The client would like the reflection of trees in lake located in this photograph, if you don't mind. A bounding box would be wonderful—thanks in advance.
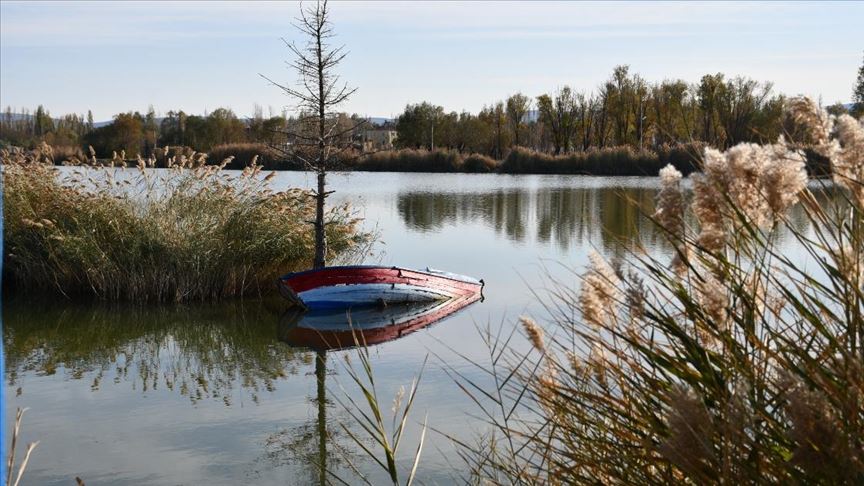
[260,351,361,486]
[397,190,530,242]
[397,186,665,251]
[397,184,841,253]
[3,300,309,404]
[535,188,591,250]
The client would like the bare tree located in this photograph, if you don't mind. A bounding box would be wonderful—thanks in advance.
[261,0,360,269]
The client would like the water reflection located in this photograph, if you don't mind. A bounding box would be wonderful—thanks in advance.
[275,295,479,484]
[3,300,305,404]
[4,174,845,485]
[397,186,661,252]
[278,295,481,351]
[397,183,839,253]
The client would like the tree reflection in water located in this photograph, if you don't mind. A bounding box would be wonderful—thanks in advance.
[396,182,839,255]
[3,300,309,404]
[273,296,480,484]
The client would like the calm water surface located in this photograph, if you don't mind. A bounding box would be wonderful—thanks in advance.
[3,171,818,485]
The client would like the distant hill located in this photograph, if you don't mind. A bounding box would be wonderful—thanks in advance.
[367,117,395,126]
[2,112,112,128]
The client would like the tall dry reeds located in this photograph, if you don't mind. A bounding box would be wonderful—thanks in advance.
[498,143,703,176]
[444,99,863,484]
[207,143,282,170]
[353,148,465,173]
[349,144,701,176]
[331,101,863,484]
[2,144,371,302]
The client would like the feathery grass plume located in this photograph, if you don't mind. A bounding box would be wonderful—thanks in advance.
[655,164,688,271]
[694,141,808,255]
[830,114,864,209]
[692,148,729,252]
[724,143,773,227]
[694,271,728,346]
[579,251,622,330]
[520,316,546,354]
[655,164,685,238]
[785,96,835,156]
[762,144,808,217]
[783,363,864,483]
[657,387,716,482]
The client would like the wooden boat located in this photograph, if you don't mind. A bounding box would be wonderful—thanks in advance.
[278,265,483,310]
[279,293,481,351]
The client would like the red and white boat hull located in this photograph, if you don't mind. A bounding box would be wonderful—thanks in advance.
[278,266,483,310]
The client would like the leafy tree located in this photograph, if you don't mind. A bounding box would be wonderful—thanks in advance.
[396,102,445,149]
[33,105,54,137]
[143,106,159,157]
[608,65,633,145]
[698,73,725,146]
[853,52,864,118]
[652,80,692,145]
[537,87,578,155]
[717,76,777,146]
[85,112,144,157]
[506,93,531,146]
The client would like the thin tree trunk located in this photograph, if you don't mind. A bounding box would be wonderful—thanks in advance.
[314,11,327,270]
[314,168,327,269]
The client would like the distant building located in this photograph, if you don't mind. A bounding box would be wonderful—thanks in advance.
[362,128,397,150]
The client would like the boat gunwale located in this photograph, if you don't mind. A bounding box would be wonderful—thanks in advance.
[279,265,482,286]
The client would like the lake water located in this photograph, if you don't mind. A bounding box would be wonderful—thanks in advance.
[2,171,820,485]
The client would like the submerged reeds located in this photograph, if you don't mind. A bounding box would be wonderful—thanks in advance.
[2,144,371,302]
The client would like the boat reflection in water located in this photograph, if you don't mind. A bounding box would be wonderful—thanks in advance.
[279,293,481,351]
[276,294,480,484]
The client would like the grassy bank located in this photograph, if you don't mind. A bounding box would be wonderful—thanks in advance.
[348,144,703,175]
[2,144,371,302]
[45,140,837,177]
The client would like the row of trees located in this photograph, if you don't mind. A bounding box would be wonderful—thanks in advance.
[1,105,95,148]
[2,57,862,160]
[395,64,861,157]
[0,104,293,157]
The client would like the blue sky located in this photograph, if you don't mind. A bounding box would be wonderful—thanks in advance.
[1,1,861,121]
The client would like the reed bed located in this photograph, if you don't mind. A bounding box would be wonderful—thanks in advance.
[445,99,864,484]
[2,144,371,302]
[499,144,703,176]
[353,148,465,173]
[348,144,702,176]
[461,153,499,173]
[334,100,864,483]
[207,143,281,170]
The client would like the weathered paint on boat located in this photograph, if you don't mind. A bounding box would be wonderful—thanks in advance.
[278,293,481,351]
[278,265,483,309]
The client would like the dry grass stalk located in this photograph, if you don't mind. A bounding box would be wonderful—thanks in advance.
[5,408,39,486]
